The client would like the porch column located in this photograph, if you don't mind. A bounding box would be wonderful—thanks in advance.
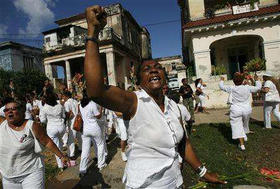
[65,59,72,89]
[44,63,53,80]
[193,49,212,80]
[263,40,280,74]
[106,51,117,86]
[122,56,129,89]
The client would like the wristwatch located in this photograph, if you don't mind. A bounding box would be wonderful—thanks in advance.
[85,36,99,44]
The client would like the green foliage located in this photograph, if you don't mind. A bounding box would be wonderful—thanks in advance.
[182,122,280,188]
[0,68,48,98]
[211,65,227,75]
[243,58,266,73]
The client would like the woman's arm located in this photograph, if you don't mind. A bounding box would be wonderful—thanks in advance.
[84,6,137,118]
[32,122,69,165]
[184,139,226,184]
[219,79,232,93]
[249,81,262,93]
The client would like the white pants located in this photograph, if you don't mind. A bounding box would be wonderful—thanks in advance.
[79,124,106,173]
[98,119,108,157]
[198,95,206,107]
[230,110,251,139]
[264,101,280,128]
[47,125,65,168]
[115,118,127,141]
[2,167,45,189]
[67,119,82,157]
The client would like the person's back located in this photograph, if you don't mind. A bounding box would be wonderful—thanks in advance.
[231,85,252,110]
[40,103,65,126]
[80,101,100,128]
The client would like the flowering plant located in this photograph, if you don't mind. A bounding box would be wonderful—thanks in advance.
[243,58,266,73]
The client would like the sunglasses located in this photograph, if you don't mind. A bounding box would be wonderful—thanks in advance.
[3,106,19,113]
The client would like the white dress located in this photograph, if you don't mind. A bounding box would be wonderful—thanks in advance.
[197,83,206,107]
[79,101,106,171]
[263,80,280,128]
[113,112,128,141]
[219,81,261,139]
[39,103,65,168]
[123,90,184,188]
[64,98,82,157]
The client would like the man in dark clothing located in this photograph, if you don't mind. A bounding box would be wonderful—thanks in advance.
[179,78,194,121]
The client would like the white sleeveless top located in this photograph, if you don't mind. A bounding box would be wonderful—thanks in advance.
[123,90,184,188]
[0,120,44,178]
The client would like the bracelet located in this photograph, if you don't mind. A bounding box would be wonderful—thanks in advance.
[85,36,99,44]
[196,165,207,178]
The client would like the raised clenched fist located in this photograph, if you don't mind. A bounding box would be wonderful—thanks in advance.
[85,5,107,37]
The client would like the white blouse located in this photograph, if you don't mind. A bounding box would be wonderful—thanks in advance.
[123,90,184,188]
[39,104,65,127]
[79,101,100,128]
[219,81,261,111]
[264,80,280,102]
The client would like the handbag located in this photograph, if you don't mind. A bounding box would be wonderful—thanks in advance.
[73,105,83,132]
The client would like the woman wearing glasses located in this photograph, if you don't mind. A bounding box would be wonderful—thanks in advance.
[84,6,225,188]
[0,98,69,189]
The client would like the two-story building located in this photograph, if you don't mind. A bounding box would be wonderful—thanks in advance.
[178,0,280,80]
[0,41,44,72]
[42,3,152,89]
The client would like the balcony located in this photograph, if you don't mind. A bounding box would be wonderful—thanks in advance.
[43,27,122,53]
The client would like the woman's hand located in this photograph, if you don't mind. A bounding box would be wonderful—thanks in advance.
[203,172,227,184]
[60,155,70,167]
[85,5,107,38]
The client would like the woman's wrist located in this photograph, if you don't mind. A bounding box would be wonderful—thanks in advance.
[196,165,207,178]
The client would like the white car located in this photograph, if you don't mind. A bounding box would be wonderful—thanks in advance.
[168,78,179,90]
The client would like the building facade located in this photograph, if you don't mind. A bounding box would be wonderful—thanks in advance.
[42,3,152,89]
[0,41,44,72]
[155,55,186,90]
[178,0,280,80]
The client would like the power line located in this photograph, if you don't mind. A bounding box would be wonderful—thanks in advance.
[0,19,181,37]
[143,19,180,27]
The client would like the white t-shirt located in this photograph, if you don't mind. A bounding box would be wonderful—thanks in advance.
[25,103,33,120]
[39,103,65,127]
[33,99,43,110]
[264,80,280,102]
[79,101,100,128]
[64,98,78,117]
[219,81,262,112]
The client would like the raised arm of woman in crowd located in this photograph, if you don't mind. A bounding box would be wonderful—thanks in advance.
[84,6,137,118]
[219,77,232,93]
[32,122,70,165]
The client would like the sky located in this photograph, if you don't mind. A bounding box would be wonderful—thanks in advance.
[0,0,182,59]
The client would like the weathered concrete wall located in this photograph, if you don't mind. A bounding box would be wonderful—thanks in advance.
[0,49,12,70]
[188,0,205,20]
[259,0,278,7]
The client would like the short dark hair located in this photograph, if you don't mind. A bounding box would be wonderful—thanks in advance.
[169,92,180,104]
[63,91,72,98]
[5,98,26,112]
[233,72,245,86]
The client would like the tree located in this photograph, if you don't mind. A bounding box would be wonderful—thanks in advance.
[0,68,48,99]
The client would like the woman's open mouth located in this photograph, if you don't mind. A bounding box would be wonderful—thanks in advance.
[149,76,161,84]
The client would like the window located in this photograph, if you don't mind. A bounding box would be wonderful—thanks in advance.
[23,56,34,71]
[45,37,50,43]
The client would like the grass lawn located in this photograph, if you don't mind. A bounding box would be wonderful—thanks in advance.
[182,122,280,188]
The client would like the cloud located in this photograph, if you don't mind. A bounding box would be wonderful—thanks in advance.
[13,0,55,36]
[0,24,8,34]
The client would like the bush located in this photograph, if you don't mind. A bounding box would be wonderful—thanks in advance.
[211,65,227,75]
[243,58,266,73]
[0,68,48,98]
